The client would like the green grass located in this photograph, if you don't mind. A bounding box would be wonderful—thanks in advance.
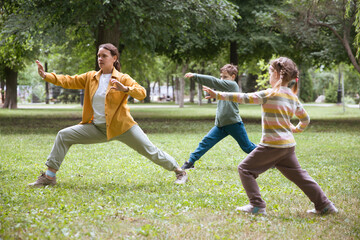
[1,104,359,239]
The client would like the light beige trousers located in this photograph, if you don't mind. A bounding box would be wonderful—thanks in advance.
[46,123,179,171]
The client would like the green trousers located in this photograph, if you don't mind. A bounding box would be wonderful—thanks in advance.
[46,123,179,171]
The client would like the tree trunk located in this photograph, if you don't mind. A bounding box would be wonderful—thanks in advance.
[179,75,185,108]
[0,76,4,104]
[45,61,49,104]
[3,67,18,109]
[245,73,257,93]
[230,41,238,66]
[175,76,179,104]
[178,64,188,108]
[198,83,203,105]
[166,75,170,101]
[198,63,206,105]
[230,40,242,91]
[158,79,161,101]
[95,21,121,70]
[144,78,151,103]
[152,81,156,96]
[238,72,243,93]
[190,78,195,103]
[172,77,175,102]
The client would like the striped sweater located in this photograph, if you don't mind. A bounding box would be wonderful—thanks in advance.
[216,86,310,148]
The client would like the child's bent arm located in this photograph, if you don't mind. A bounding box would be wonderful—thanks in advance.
[203,86,217,99]
[292,107,310,133]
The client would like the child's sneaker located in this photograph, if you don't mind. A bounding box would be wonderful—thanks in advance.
[174,169,188,184]
[235,204,267,215]
[28,171,57,187]
[181,161,194,170]
[307,203,338,215]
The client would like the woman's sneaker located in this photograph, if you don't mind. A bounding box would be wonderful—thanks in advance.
[235,204,267,215]
[307,203,338,215]
[28,171,57,187]
[174,169,188,184]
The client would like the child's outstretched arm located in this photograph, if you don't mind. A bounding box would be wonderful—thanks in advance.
[184,73,195,79]
[186,73,236,91]
[203,86,268,105]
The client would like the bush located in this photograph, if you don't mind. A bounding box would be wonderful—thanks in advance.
[344,96,355,105]
[57,89,81,104]
[325,83,339,103]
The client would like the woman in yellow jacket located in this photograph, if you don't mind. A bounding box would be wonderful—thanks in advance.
[29,43,188,187]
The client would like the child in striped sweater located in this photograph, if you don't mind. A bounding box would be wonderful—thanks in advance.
[203,57,338,215]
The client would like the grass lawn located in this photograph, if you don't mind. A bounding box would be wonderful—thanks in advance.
[0,104,359,239]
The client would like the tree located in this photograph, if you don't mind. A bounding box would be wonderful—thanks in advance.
[155,0,239,107]
[350,0,360,59]
[226,0,305,92]
[2,0,239,107]
[0,1,40,108]
[287,0,359,73]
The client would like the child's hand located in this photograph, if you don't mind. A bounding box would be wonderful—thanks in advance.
[290,124,297,133]
[203,86,216,99]
[184,73,194,78]
[111,78,129,92]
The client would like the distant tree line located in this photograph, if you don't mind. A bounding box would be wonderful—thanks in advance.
[0,0,359,108]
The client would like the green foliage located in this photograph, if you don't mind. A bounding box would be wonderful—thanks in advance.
[309,67,335,97]
[341,64,360,96]
[230,0,287,64]
[0,1,41,70]
[299,65,314,102]
[255,59,271,90]
[325,82,339,103]
[0,106,359,239]
[45,41,95,75]
[309,63,360,103]
[282,0,358,71]
[346,0,360,59]
[154,0,239,61]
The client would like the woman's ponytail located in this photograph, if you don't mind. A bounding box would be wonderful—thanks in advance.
[114,59,121,71]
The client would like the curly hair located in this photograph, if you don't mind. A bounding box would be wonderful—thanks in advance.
[220,64,238,77]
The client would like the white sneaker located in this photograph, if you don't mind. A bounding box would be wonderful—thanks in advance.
[235,204,267,215]
[307,203,338,215]
[174,170,188,184]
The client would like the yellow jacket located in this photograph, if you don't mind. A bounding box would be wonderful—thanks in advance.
[44,68,146,140]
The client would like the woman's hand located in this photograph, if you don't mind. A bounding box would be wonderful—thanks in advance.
[35,60,46,79]
[203,86,217,99]
[110,78,129,92]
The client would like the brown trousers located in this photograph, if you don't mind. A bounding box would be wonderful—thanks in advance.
[238,145,331,210]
